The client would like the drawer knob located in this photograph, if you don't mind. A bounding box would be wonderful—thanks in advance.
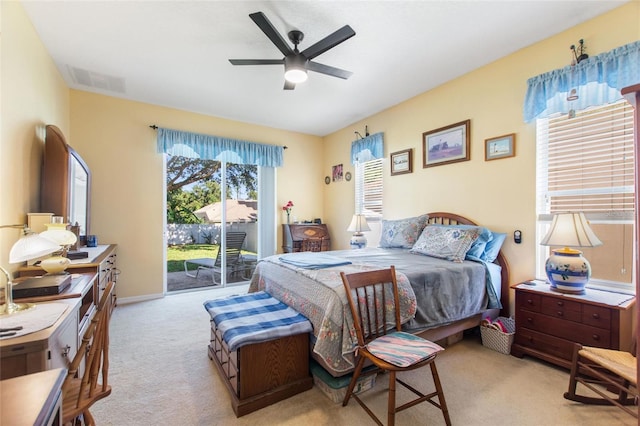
[592,334,600,341]
[556,311,563,317]
[526,317,533,323]
[592,313,600,320]
[62,345,71,358]
[526,299,534,305]
[556,301,564,307]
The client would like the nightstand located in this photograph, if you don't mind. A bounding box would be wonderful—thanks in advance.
[510,280,636,369]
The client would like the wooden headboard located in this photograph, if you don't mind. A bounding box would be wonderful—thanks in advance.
[427,212,510,317]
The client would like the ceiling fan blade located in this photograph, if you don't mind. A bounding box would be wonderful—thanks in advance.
[301,25,356,60]
[307,61,353,79]
[229,59,284,65]
[249,12,293,57]
[284,80,296,90]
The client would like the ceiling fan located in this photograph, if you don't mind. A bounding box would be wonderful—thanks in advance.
[229,12,356,90]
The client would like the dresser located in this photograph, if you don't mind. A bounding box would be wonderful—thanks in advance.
[1,368,65,426]
[282,224,331,253]
[510,281,636,369]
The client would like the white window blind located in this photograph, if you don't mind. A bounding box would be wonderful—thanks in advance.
[536,99,636,291]
[355,159,383,219]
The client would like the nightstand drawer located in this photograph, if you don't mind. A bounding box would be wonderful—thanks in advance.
[582,304,611,329]
[517,311,611,347]
[516,292,542,312]
[540,297,582,322]
[515,328,574,360]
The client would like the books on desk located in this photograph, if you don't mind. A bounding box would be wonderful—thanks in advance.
[12,274,72,298]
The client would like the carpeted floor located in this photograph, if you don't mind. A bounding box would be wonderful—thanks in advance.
[91,285,636,425]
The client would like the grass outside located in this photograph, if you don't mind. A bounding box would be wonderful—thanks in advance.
[167,244,255,273]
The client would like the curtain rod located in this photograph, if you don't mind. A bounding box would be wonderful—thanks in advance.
[149,124,287,149]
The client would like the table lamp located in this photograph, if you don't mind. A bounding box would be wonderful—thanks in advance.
[540,212,603,294]
[1,225,60,314]
[39,220,78,275]
[347,214,371,249]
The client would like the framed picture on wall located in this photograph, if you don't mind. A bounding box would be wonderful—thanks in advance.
[390,149,412,175]
[332,164,343,182]
[422,120,470,168]
[485,133,515,161]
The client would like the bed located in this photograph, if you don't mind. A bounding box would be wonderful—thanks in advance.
[248,212,510,377]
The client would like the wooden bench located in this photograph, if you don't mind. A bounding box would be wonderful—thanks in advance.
[204,292,313,417]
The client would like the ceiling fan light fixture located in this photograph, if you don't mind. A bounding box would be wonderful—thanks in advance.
[284,67,308,83]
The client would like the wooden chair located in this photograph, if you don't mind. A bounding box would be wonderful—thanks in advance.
[340,266,451,426]
[184,232,247,284]
[300,237,323,252]
[62,281,114,425]
[564,343,638,418]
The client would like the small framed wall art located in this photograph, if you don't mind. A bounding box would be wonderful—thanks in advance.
[422,120,470,168]
[485,133,515,161]
[390,148,412,175]
[332,164,343,182]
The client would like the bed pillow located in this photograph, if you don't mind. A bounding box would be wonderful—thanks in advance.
[410,225,480,263]
[430,224,493,261]
[481,232,507,263]
[379,214,429,249]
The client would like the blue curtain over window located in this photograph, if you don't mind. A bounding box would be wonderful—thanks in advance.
[351,132,384,164]
[156,127,284,167]
[523,40,640,122]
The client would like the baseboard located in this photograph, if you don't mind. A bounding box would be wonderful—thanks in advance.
[117,293,164,305]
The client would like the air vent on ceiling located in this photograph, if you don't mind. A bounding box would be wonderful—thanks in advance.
[66,65,126,94]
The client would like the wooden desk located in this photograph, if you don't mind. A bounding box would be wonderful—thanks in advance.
[1,273,95,380]
[1,368,65,426]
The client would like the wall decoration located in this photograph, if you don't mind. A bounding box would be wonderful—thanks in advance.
[332,164,344,182]
[345,171,352,181]
[485,133,515,161]
[422,120,470,168]
[325,176,331,185]
[390,148,413,175]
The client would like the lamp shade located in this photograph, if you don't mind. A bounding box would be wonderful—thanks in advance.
[347,214,371,233]
[9,232,60,263]
[540,212,602,294]
[40,228,78,246]
[540,212,602,248]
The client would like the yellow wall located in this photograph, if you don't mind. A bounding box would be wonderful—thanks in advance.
[3,2,639,305]
[322,3,640,299]
[69,92,322,300]
[1,2,70,272]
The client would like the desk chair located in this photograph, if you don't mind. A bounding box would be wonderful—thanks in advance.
[340,266,451,426]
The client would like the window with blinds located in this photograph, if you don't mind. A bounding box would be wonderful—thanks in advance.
[355,159,383,219]
[536,99,636,291]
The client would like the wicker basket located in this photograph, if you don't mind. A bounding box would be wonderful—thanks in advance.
[480,317,516,355]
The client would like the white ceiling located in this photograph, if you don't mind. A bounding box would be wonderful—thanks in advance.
[21,1,627,136]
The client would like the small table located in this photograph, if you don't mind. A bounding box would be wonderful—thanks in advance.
[1,368,65,425]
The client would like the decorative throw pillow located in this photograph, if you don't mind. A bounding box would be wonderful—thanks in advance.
[378,214,429,249]
[410,225,481,263]
[430,224,493,262]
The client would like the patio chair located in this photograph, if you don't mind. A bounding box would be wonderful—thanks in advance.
[184,232,247,285]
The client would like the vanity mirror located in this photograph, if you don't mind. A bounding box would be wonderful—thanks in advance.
[40,125,91,246]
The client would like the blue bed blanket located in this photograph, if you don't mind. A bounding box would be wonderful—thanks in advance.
[203,291,312,351]
[278,252,352,269]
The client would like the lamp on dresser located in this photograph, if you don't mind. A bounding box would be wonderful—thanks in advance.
[540,212,602,294]
[347,214,370,249]
[39,218,78,275]
[0,225,60,314]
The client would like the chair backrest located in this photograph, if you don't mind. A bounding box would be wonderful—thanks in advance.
[214,232,246,267]
[63,280,114,409]
[340,266,402,347]
[301,238,323,252]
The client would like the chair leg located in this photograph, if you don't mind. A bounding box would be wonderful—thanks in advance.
[565,343,581,400]
[430,361,452,426]
[388,370,396,426]
[343,357,366,406]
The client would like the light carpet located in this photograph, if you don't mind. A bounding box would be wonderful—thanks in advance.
[92,285,635,425]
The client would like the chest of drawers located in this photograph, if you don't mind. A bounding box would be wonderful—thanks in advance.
[510,281,636,369]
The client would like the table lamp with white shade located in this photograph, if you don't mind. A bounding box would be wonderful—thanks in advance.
[540,212,603,294]
[1,225,60,315]
[39,220,78,275]
[347,214,371,249]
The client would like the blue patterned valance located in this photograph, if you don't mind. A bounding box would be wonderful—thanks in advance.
[523,40,640,122]
[156,127,284,167]
[350,132,384,164]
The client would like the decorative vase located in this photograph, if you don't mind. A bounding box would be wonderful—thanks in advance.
[545,248,590,294]
[286,212,290,224]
